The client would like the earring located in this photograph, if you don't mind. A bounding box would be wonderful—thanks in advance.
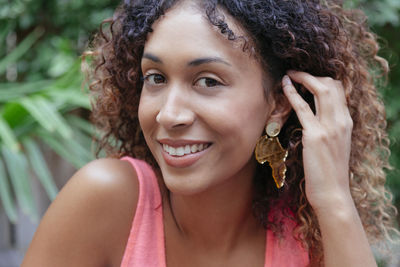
[255,122,288,188]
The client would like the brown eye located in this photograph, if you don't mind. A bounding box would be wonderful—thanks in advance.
[144,74,166,85]
[195,77,222,87]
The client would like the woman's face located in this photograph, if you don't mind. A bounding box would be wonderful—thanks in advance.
[139,3,275,195]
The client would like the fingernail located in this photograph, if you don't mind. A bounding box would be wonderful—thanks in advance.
[282,75,292,87]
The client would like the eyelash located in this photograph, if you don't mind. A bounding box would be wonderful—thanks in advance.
[142,73,166,85]
[142,73,224,88]
[195,77,223,88]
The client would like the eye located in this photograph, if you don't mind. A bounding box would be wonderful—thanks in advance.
[143,73,166,85]
[195,77,223,88]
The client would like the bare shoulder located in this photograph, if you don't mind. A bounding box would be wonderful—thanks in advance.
[74,157,139,195]
[22,158,139,267]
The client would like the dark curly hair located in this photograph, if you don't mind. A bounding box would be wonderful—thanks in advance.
[83,0,399,264]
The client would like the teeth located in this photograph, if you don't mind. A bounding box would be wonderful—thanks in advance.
[184,145,191,154]
[191,144,198,153]
[176,147,184,156]
[162,143,209,156]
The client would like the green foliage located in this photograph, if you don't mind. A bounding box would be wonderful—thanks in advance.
[346,0,400,26]
[0,61,96,223]
[0,0,119,223]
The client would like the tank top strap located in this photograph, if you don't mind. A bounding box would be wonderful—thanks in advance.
[120,157,166,267]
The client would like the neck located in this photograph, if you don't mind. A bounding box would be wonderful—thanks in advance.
[164,161,264,253]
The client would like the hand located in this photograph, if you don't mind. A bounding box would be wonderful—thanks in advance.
[282,71,354,212]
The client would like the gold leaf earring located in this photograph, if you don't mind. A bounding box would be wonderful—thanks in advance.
[255,122,288,188]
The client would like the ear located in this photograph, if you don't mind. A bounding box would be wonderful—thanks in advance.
[266,88,292,126]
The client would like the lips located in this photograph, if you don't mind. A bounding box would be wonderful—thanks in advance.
[158,139,212,168]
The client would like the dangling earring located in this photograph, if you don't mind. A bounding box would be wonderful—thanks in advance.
[255,122,288,188]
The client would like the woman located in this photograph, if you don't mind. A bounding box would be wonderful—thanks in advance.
[22,0,398,266]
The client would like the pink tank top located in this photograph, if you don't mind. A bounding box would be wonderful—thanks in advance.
[120,157,309,267]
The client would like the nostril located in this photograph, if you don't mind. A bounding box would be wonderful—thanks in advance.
[155,93,196,130]
[172,123,188,128]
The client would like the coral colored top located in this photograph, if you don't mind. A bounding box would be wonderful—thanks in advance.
[120,157,309,267]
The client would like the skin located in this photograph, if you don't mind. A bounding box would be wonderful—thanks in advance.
[22,158,138,266]
[22,2,377,267]
[282,73,377,266]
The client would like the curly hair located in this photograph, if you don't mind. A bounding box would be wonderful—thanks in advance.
[83,0,399,264]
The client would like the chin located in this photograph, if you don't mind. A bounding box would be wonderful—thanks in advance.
[162,175,210,196]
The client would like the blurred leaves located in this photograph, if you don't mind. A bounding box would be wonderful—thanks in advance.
[347,0,400,26]
[0,0,118,223]
[0,61,94,223]
[0,27,44,75]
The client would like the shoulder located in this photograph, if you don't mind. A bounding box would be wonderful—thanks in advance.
[75,157,139,195]
[22,158,139,267]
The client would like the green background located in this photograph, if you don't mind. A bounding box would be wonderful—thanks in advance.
[0,0,399,229]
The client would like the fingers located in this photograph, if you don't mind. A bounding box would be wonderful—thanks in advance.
[284,71,350,127]
[282,75,318,129]
[282,72,354,213]
[286,71,322,96]
[287,71,332,120]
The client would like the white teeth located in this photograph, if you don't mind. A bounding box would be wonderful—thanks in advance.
[162,143,210,156]
[184,145,191,154]
[191,144,198,153]
[176,147,184,156]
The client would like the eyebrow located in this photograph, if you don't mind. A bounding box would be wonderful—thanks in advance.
[142,53,162,63]
[142,53,231,67]
[188,57,231,67]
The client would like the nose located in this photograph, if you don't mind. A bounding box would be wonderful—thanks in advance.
[156,88,195,130]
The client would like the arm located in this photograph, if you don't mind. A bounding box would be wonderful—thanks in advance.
[282,71,377,267]
[22,158,139,267]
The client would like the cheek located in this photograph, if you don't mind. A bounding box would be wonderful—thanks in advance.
[236,103,269,147]
[207,95,269,148]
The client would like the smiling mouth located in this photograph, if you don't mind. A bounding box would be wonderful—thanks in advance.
[162,143,211,157]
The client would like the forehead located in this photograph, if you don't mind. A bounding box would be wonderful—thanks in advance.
[142,2,259,71]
